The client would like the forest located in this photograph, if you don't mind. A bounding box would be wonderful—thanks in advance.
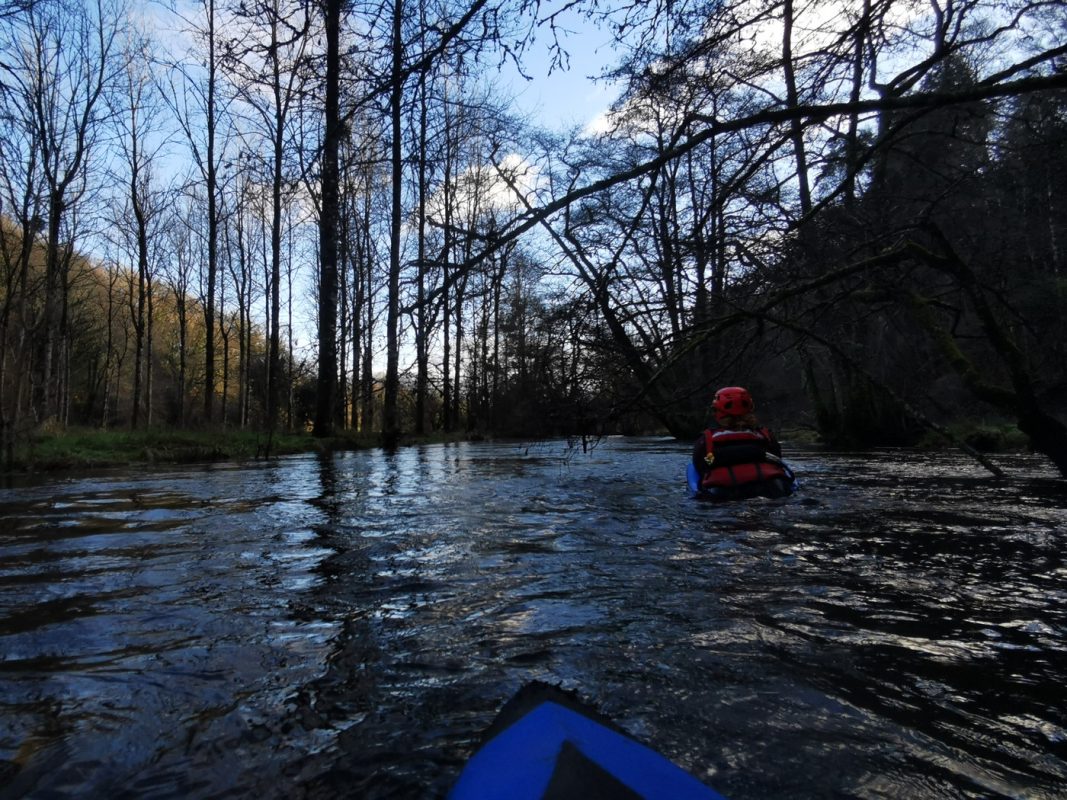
[0,0,1065,475]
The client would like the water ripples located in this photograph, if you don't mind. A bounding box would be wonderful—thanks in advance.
[0,441,1064,798]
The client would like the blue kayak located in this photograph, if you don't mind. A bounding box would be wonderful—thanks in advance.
[449,682,725,799]
[686,461,799,502]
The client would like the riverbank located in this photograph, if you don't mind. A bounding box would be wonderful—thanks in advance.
[7,426,643,475]
[5,427,475,474]
[5,419,1030,475]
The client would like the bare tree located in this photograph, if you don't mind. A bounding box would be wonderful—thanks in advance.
[110,27,172,429]
[160,0,230,424]
[313,0,340,436]
[6,0,123,425]
[163,196,201,426]
[224,0,311,440]
[0,13,45,461]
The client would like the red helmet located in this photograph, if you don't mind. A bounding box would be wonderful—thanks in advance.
[713,386,754,419]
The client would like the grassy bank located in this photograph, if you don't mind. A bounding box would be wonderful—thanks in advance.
[8,427,383,473]
[916,420,1030,452]
[9,419,1030,475]
[773,420,1029,452]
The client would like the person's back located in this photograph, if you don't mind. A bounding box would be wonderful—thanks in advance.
[693,387,789,499]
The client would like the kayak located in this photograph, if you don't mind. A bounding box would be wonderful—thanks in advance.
[686,461,799,502]
[449,681,725,800]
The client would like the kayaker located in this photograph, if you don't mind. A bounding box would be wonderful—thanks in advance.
[692,386,791,499]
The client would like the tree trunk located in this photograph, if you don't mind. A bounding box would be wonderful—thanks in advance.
[267,26,283,441]
[382,0,403,447]
[313,0,340,437]
[414,67,429,435]
[146,274,154,426]
[783,0,812,216]
[204,0,219,424]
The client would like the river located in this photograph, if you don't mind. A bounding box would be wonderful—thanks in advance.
[0,438,1064,798]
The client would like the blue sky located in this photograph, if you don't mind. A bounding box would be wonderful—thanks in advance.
[500,10,621,133]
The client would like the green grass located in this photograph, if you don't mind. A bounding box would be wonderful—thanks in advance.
[10,427,379,472]
[916,420,1028,452]
[7,426,495,473]
[776,426,824,445]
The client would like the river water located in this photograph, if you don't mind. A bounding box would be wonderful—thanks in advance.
[0,438,1064,799]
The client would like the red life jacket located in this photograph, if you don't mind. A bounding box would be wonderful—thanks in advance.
[700,427,786,489]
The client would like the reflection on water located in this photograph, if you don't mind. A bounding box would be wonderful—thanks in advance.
[0,440,1064,798]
